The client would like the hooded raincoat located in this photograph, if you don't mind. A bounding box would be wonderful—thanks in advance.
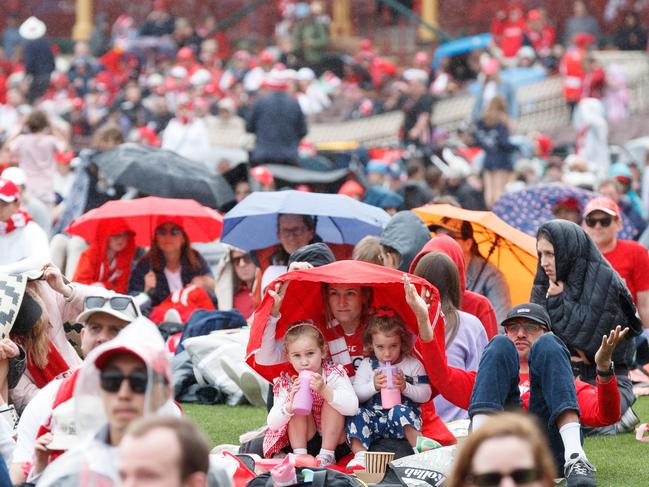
[380,211,431,272]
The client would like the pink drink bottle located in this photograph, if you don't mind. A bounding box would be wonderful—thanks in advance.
[292,370,314,415]
[380,362,402,409]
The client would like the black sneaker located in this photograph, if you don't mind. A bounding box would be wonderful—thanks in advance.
[564,453,596,487]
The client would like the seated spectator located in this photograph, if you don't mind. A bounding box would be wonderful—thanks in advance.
[118,416,222,487]
[412,252,488,421]
[9,293,139,485]
[444,413,556,487]
[0,179,50,275]
[412,293,626,486]
[614,11,647,51]
[532,220,641,436]
[128,221,215,321]
[73,228,137,294]
[352,235,383,265]
[34,318,174,485]
[214,246,258,320]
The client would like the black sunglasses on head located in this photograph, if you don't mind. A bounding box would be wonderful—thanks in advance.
[465,468,542,486]
[84,296,135,312]
[99,369,148,394]
[584,215,614,228]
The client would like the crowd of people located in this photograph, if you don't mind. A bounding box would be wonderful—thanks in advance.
[0,1,648,486]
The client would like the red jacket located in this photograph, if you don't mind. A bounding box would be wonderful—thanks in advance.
[409,236,499,339]
[418,333,621,427]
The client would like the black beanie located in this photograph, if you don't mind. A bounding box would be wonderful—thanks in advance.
[12,291,43,337]
[288,242,336,268]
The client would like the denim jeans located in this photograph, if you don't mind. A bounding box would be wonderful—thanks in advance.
[469,334,580,469]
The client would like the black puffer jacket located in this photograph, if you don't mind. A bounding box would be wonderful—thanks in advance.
[530,220,641,366]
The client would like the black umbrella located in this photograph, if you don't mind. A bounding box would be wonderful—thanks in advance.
[92,143,235,209]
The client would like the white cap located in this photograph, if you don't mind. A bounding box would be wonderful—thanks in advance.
[297,67,316,82]
[1,167,27,187]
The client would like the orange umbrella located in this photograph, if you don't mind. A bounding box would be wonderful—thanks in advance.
[412,204,538,306]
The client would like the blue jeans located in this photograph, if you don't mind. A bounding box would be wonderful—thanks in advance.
[469,334,580,469]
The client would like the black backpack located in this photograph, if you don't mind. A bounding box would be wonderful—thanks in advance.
[246,467,363,487]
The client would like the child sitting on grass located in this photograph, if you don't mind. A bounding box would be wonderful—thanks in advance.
[263,321,358,466]
[346,308,432,469]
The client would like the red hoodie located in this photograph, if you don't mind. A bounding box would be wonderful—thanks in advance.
[409,236,498,339]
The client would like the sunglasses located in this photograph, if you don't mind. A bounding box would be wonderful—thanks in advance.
[504,322,543,334]
[84,296,135,312]
[465,468,542,486]
[232,255,252,266]
[584,215,613,228]
[156,227,182,237]
[99,369,148,394]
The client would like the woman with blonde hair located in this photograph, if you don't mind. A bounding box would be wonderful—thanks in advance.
[445,412,556,487]
[474,95,516,208]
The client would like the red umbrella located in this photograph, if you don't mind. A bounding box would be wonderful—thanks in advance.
[66,197,223,246]
[246,260,443,382]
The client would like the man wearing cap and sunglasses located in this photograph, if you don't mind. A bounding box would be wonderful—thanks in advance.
[410,294,628,487]
[582,196,649,332]
[34,317,176,486]
[9,294,141,484]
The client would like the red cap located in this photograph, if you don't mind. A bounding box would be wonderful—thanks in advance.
[338,180,365,198]
[584,196,620,218]
[95,344,171,382]
[527,9,542,21]
[574,32,595,48]
[55,151,75,165]
[250,166,274,187]
[536,134,553,158]
[553,196,580,213]
[0,178,20,203]
[176,46,195,62]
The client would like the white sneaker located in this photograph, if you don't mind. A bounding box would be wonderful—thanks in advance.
[316,451,336,467]
[346,451,366,470]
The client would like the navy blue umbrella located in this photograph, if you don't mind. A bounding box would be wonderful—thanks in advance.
[222,191,391,251]
[493,184,637,240]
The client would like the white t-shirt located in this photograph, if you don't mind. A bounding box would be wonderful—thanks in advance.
[0,221,51,274]
[164,268,183,293]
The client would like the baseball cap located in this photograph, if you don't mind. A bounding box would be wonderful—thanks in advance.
[93,317,171,382]
[1,167,27,187]
[583,196,620,219]
[501,303,551,330]
[76,295,140,325]
[0,178,20,203]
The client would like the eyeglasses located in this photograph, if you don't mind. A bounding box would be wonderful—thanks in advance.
[232,254,252,266]
[278,226,308,238]
[465,468,542,486]
[584,215,614,228]
[156,227,182,237]
[504,322,543,334]
[99,369,148,394]
[84,296,135,313]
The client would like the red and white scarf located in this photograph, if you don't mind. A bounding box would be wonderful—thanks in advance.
[0,210,32,235]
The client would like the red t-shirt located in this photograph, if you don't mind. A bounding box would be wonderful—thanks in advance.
[603,240,649,304]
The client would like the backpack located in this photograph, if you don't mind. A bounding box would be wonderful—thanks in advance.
[246,467,363,487]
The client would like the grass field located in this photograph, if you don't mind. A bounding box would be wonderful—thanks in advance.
[185,397,649,486]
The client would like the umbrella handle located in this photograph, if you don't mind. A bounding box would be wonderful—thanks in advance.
[469,235,499,292]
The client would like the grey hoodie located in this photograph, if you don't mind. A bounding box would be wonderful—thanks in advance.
[380,211,430,272]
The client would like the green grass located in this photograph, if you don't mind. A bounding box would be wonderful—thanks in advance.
[185,397,649,486]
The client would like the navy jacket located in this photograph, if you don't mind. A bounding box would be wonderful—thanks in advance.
[246,91,307,164]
